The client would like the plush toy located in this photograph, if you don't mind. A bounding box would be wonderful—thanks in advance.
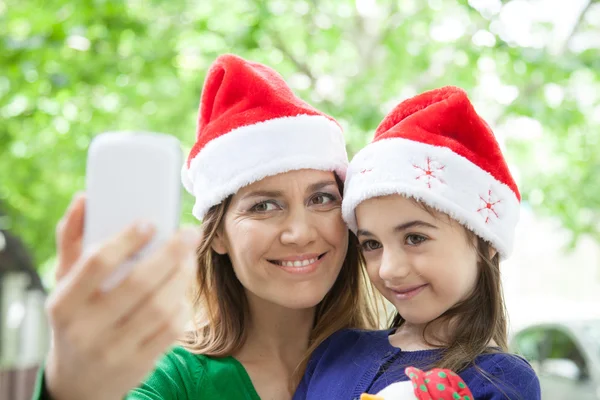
[361,367,474,400]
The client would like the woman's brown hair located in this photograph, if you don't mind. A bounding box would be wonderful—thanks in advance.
[182,174,380,386]
[389,224,508,372]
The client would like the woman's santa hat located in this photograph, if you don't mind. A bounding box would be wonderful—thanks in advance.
[342,86,520,258]
[182,54,348,221]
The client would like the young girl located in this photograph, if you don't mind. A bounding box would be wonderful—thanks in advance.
[294,86,541,399]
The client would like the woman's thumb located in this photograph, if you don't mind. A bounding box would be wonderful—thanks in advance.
[55,193,86,281]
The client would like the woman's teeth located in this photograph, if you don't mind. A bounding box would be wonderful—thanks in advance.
[277,258,318,267]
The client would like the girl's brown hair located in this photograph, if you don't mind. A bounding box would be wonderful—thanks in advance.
[182,175,380,386]
[389,210,508,373]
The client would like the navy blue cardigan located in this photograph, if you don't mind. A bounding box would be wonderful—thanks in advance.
[294,329,540,399]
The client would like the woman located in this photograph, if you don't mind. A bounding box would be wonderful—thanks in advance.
[35,54,378,400]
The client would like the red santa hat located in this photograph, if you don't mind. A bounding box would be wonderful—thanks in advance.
[342,86,520,258]
[181,54,347,220]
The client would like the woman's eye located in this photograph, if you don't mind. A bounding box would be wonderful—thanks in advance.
[310,193,337,205]
[406,234,427,246]
[250,201,279,212]
[360,240,382,252]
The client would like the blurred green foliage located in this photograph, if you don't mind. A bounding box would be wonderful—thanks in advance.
[1,0,599,280]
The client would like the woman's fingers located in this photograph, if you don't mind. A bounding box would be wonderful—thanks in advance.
[47,221,155,328]
[102,261,192,362]
[84,226,199,329]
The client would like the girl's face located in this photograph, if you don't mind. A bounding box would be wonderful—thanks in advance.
[212,169,348,310]
[355,195,479,326]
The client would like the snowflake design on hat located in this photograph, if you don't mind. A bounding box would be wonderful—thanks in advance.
[412,156,446,189]
[477,189,502,223]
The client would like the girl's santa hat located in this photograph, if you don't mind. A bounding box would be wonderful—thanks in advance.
[342,86,520,258]
[182,54,348,221]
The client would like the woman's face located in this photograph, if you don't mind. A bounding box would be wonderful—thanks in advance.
[212,169,348,310]
[355,195,479,326]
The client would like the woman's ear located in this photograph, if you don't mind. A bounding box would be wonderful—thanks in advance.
[211,228,228,255]
[488,247,498,260]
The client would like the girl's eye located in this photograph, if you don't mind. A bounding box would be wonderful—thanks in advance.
[406,234,427,246]
[360,240,382,252]
[309,193,338,206]
[250,201,280,213]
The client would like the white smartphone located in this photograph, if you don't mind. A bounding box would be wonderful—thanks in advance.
[83,131,183,292]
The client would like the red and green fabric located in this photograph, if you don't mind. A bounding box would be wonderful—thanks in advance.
[406,367,474,400]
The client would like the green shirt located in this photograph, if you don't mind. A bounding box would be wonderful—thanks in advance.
[128,346,261,400]
[32,346,261,400]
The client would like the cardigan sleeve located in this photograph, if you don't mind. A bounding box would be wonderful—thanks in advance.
[474,354,541,400]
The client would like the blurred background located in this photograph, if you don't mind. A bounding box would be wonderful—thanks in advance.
[1,0,599,398]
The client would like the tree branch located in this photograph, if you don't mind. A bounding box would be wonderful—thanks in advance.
[354,1,403,70]
[563,0,597,54]
[270,33,317,83]
[248,0,318,83]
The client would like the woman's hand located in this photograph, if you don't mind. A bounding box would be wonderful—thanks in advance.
[44,194,199,400]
